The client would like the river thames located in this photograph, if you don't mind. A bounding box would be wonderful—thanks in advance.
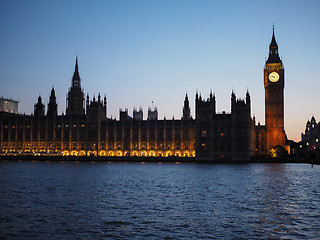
[0,161,319,239]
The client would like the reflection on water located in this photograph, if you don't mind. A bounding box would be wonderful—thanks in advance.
[251,164,291,237]
[249,164,320,238]
[0,162,319,239]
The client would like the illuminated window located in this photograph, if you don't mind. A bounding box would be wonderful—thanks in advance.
[201,130,207,137]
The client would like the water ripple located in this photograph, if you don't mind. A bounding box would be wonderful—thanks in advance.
[1,162,320,239]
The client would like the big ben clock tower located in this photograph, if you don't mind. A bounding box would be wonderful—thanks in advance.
[264,27,285,152]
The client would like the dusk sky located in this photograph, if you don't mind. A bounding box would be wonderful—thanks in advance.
[1,0,319,142]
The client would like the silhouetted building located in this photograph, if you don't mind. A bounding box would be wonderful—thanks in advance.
[66,57,85,116]
[148,106,158,120]
[47,88,58,118]
[301,116,320,150]
[0,97,18,114]
[34,96,45,117]
[133,107,143,120]
[183,94,191,120]
[0,30,289,160]
[195,91,255,161]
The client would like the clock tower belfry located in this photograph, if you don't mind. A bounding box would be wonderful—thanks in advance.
[264,27,285,152]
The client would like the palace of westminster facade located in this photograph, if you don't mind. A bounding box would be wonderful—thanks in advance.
[0,30,287,160]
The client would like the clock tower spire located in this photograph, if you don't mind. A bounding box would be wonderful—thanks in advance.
[266,26,281,64]
[264,27,285,153]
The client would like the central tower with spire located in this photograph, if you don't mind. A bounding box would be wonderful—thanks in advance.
[66,57,85,115]
[264,27,285,152]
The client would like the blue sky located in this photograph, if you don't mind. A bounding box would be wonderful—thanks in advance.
[1,0,319,141]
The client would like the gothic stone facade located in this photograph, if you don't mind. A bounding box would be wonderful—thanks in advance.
[0,90,256,160]
[1,30,287,160]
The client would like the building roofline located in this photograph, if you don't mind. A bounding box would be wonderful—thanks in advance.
[0,97,19,103]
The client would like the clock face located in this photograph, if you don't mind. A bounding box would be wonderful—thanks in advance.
[269,71,279,82]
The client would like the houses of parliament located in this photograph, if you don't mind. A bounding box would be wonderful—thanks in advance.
[0,30,288,160]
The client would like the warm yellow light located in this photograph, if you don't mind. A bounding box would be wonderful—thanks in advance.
[269,148,277,157]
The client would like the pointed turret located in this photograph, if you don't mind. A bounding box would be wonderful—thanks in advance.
[34,95,45,117]
[266,27,282,64]
[231,90,236,111]
[231,90,236,99]
[246,90,251,116]
[246,90,250,103]
[184,93,189,109]
[66,57,85,116]
[47,87,58,117]
[183,93,191,120]
[72,56,81,87]
[270,27,278,50]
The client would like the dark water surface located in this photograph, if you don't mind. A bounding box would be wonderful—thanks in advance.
[0,161,320,239]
